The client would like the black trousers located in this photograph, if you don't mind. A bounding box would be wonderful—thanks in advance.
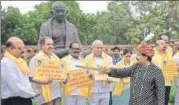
[1,97,32,105]
[165,86,171,105]
[109,91,112,105]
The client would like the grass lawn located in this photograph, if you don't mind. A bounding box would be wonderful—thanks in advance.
[32,84,177,105]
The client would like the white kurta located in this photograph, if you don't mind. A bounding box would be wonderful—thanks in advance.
[85,54,113,105]
[64,55,87,105]
[1,57,36,99]
[29,53,61,105]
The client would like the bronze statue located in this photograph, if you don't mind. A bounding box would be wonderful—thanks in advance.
[39,1,81,58]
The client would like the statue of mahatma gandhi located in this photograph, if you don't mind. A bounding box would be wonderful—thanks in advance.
[38,1,81,58]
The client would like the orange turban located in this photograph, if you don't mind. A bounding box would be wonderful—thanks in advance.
[137,42,154,57]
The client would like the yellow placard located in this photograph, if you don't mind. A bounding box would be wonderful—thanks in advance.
[66,69,92,88]
[163,60,178,77]
[34,60,67,80]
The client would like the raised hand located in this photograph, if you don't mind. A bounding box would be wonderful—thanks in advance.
[99,64,117,74]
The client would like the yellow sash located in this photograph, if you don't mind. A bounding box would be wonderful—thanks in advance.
[61,55,92,98]
[86,53,110,87]
[113,58,135,96]
[33,51,60,103]
[153,48,176,86]
[4,51,29,75]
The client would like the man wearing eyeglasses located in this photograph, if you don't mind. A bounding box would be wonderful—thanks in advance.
[61,42,92,105]
[153,40,177,105]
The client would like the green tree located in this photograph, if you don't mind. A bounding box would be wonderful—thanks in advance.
[1,1,179,45]
[1,6,23,44]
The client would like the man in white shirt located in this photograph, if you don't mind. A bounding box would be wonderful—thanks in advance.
[85,40,113,105]
[29,36,61,105]
[173,46,179,105]
[1,37,38,105]
[61,42,91,105]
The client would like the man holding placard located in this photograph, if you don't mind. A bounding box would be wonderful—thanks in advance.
[160,35,173,56]
[61,42,92,105]
[153,40,178,105]
[1,37,39,105]
[29,36,65,105]
[85,40,113,105]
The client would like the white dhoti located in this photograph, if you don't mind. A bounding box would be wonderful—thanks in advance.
[90,92,109,105]
[64,95,86,105]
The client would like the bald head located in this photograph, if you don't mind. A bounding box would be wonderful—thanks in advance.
[92,40,103,48]
[6,37,25,58]
[51,1,67,22]
[6,37,23,48]
[52,1,67,10]
[91,40,103,56]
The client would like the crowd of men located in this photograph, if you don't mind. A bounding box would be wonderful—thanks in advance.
[1,35,179,105]
[1,1,179,105]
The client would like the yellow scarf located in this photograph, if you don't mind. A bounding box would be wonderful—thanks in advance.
[61,55,92,98]
[4,51,29,75]
[153,46,173,57]
[86,52,109,87]
[113,58,135,96]
[167,46,173,57]
[33,51,60,103]
[153,48,175,86]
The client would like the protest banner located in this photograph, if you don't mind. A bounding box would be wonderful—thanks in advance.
[34,59,67,80]
[65,69,92,89]
[163,60,178,77]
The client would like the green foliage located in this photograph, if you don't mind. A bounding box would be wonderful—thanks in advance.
[1,1,179,45]
[1,6,23,44]
[169,84,177,103]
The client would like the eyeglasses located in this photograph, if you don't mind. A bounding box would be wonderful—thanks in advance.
[71,48,80,50]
